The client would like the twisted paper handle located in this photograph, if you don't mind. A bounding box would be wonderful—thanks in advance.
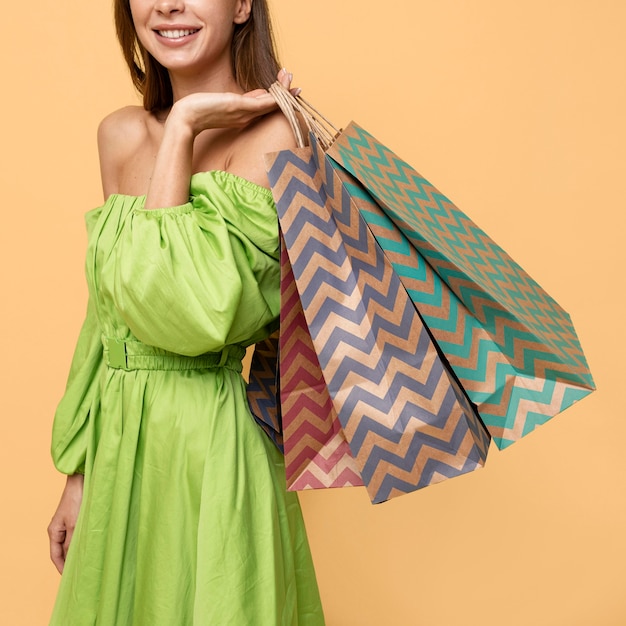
[269,81,340,150]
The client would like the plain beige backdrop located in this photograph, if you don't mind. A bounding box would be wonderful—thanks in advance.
[1,1,624,624]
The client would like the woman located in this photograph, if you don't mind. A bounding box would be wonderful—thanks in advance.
[47,0,325,624]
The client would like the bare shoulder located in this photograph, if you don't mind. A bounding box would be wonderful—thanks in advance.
[251,109,299,153]
[226,110,299,189]
[97,106,149,157]
[97,106,152,198]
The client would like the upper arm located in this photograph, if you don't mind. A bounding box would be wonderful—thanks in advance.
[97,107,147,199]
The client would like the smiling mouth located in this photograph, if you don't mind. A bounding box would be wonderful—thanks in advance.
[156,29,200,39]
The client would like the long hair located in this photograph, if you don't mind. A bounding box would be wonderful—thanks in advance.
[114,0,281,113]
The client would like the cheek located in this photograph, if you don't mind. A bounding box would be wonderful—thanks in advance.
[128,0,148,31]
[128,0,139,20]
[188,0,238,26]
[127,1,153,50]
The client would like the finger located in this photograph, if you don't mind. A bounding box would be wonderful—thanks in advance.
[51,542,65,574]
[277,68,293,88]
[251,92,276,104]
[243,88,269,98]
[239,90,273,104]
[49,527,66,574]
[63,524,75,559]
[243,93,278,113]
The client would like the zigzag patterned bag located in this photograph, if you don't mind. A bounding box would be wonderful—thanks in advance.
[247,83,594,502]
[325,125,595,450]
[277,235,364,492]
[267,139,490,504]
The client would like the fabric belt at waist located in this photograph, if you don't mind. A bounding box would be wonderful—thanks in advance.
[102,336,245,372]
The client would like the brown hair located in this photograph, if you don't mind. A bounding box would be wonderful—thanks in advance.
[114,0,281,113]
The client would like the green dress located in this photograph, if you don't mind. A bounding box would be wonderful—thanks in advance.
[50,171,325,626]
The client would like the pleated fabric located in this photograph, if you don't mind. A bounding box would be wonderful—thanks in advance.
[50,171,325,626]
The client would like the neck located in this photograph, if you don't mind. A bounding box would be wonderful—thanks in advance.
[169,58,243,101]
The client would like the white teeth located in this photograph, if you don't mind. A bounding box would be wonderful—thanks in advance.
[158,29,197,39]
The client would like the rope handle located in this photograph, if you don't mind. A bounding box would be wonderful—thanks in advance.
[269,81,341,150]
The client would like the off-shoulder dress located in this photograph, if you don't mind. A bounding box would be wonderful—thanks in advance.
[49,171,325,626]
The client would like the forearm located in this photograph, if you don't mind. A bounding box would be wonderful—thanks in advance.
[143,86,285,209]
[145,106,196,210]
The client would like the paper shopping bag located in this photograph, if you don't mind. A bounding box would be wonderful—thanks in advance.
[324,124,595,448]
[278,236,364,491]
[265,140,490,503]
[247,248,363,490]
[247,331,283,451]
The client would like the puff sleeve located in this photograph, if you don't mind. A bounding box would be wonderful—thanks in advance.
[51,296,105,474]
[102,172,281,356]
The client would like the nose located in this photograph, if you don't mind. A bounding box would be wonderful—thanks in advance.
[155,0,184,15]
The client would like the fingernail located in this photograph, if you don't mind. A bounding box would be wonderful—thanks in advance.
[294,87,302,96]
[288,72,293,83]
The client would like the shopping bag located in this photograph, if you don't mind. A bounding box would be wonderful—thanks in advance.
[247,331,283,451]
[264,136,490,503]
[278,236,364,491]
[248,250,363,490]
[325,123,595,449]
[268,82,594,451]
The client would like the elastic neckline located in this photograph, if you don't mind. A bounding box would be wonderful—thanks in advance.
[202,170,274,198]
[106,169,274,203]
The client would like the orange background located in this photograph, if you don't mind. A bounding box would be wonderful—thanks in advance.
[1,1,625,624]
